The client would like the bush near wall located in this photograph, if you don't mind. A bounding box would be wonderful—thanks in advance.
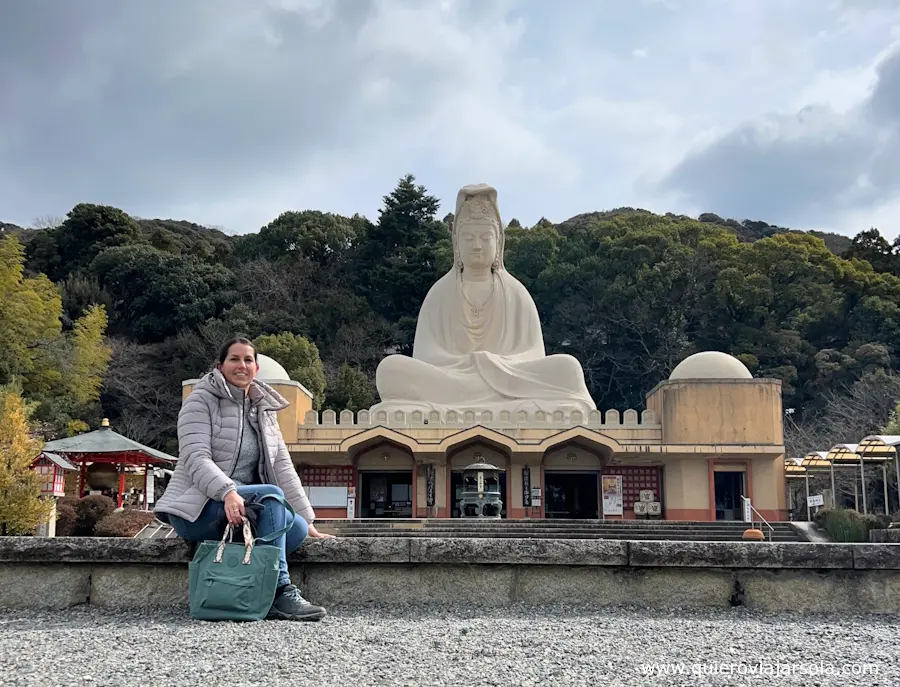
[93,510,156,537]
[55,503,78,536]
[54,495,117,536]
[813,508,890,542]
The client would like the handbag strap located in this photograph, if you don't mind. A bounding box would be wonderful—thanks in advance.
[215,521,255,564]
[253,492,297,544]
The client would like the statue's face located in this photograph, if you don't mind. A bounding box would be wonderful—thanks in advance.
[457,219,498,271]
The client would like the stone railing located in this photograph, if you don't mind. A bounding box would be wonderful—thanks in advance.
[302,408,658,429]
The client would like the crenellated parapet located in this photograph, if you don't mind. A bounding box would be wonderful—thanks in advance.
[302,407,658,429]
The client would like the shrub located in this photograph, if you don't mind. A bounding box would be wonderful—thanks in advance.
[75,494,116,535]
[55,503,78,536]
[57,496,80,511]
[94,510,157,538]
[815,508,883,542]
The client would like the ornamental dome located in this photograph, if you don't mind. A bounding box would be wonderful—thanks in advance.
[256,354,291,381]
[669,351,752,381]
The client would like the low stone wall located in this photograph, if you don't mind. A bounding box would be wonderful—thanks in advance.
[2,537,900,615]
[870,529,900,543]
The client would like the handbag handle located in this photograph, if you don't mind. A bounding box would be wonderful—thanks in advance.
[252,493,297,544]
[214,520,255,565]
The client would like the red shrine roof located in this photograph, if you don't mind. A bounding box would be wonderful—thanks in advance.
[38,452,78,471]
[41,422,177,466]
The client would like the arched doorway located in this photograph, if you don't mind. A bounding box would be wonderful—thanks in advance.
[354,442,416,518]
[542,443,606,519]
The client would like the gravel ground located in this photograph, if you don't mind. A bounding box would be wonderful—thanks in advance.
[0,603,897,687]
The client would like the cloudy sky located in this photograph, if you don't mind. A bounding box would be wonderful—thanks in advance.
[2,0,900,238]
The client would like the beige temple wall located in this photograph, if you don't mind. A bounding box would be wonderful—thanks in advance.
[646,379,783,446]
[661,458,710,520]
[749,455,788,521]
[356,445,414,470]
[542,446,605,470]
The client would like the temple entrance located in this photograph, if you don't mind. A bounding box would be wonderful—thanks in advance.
[451,470,507,518]
[544,471,599,519]
[714,471,745,521]
[358,470,413,518]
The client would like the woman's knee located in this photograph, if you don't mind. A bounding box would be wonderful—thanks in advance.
[294,515,309,540]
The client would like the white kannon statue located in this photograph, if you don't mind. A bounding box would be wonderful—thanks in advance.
[371,183,597,417]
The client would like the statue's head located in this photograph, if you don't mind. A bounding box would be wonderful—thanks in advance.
[452,184,504,275]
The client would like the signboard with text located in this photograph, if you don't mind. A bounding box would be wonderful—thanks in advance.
[601,475,623,516]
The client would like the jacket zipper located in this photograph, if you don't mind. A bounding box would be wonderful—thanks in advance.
[227,394,245,479]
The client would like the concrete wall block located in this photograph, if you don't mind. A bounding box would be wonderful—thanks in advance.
[0,563,90,609]
[409,537,628,566]
[629,541,855,569]
[738,569,900,615]
[90,565,188,608]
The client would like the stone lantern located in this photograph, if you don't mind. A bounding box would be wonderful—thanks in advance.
[458,457,503,518]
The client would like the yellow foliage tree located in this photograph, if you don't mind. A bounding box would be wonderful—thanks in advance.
[0,235,112,437]
[0,236,63,387]
[64,304,112,405]
[0,388,52,535]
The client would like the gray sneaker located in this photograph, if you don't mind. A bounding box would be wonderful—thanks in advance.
[267,584,327,621]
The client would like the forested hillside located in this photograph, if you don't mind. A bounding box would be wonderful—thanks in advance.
[3,174,900,457]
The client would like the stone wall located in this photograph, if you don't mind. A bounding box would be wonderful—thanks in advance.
[2,537,899,615]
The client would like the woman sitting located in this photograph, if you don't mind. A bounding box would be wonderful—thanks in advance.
[155,336,333,621]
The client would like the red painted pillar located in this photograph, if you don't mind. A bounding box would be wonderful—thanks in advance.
[117,466,125,508]
[78,463,87,497]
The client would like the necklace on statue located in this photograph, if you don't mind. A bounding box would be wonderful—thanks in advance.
[461,276,495,317]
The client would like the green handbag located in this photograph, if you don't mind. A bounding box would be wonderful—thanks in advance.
[188,493,296,622]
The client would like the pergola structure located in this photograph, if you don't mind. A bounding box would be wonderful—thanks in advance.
[42,419,177,509]
[799,451,832,520]
[857,435,900,515]
[825,443,894,515]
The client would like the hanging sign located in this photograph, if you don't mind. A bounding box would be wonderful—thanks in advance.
[426,464,435,507]
[522,466,531,507]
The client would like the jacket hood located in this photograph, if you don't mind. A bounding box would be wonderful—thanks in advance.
[194,369,291,412]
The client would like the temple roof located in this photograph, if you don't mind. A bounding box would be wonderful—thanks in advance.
[42,423,177,465]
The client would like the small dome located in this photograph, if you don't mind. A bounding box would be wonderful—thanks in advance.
[256,354,290,381]
[669,351,752,381]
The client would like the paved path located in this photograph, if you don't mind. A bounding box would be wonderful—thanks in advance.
[0,604,896,686]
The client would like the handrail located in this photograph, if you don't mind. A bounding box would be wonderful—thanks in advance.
[741,496,775,541]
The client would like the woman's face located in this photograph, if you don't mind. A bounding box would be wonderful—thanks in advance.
[219,343,258,389]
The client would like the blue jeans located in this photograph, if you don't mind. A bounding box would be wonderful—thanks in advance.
[169,484,308,587]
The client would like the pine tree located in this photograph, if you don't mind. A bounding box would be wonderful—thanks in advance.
[0,388,52,536]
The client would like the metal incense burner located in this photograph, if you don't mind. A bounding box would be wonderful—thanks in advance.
[458,457,503,518]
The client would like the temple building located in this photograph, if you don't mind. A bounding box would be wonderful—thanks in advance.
[182,347,786,524]
[182,183,787,523]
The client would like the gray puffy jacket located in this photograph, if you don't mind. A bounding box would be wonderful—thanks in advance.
[154,369,315,524]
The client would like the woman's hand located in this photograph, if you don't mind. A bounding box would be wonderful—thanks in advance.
[224,490,246,525]
[307,523,335,539]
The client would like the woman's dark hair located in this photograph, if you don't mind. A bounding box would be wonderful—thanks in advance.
[217,337,257,364]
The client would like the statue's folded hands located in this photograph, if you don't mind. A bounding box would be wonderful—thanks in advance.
[371,184,597,417]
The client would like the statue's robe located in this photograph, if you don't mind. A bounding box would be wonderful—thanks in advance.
[373,270,597,416]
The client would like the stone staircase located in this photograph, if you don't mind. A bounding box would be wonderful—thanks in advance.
[314,518,806,542]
